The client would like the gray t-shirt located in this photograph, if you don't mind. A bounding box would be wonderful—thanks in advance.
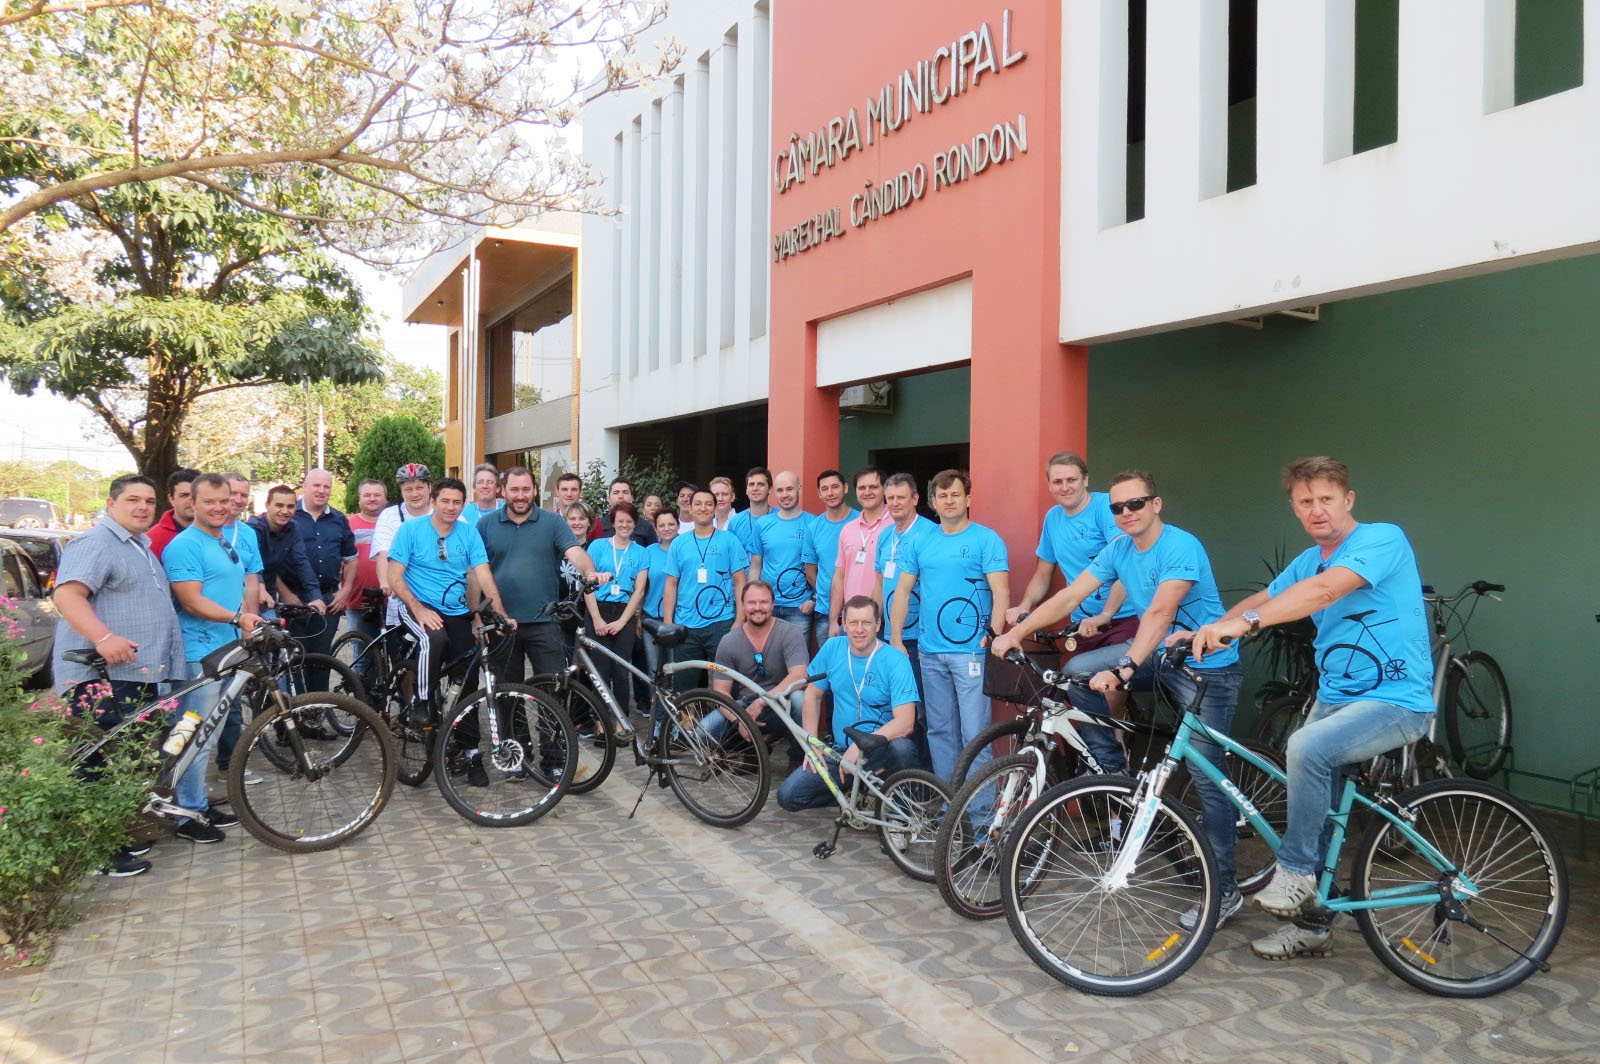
[477,507,579,623]
[714,621,808,693]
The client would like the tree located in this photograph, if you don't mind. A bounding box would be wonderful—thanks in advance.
[0,0,679,251]
[0,180,383,492]
[346,415,443,511]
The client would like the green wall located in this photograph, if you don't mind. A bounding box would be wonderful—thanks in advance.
[838,365,971,476]
[1088,254,1600,785]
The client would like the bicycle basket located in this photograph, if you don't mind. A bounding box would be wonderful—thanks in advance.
[982,651,1059,705]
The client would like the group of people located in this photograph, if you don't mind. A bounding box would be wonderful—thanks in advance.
[52,449,1435,967]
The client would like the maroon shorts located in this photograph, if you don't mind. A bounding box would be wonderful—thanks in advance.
[1061,614,1141,656]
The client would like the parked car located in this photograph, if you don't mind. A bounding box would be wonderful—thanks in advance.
[1,527,77,591]
[0,497,67,530]
[1,536,58,682]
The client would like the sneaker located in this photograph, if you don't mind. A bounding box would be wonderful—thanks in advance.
[1250,922,1333,961]
[125,840,152,857]
[208,808,240,829]
[465,754,489,788]
[1073,833,1117,855]
[1255,865,1318,917]
[403,701,432,726]
[98,850,152,877]
[1180,888,1242,930]
[175,819,226,844]
[238,769,263,786]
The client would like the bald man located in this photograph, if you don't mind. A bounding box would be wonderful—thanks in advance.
[748,471,815,637]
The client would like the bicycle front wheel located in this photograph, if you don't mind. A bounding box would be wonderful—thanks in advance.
[229,692,396,853]
[528,673,617,795]
[878,768,952,883]
[1443,651,1512,779]
[658,689,770,828]
[434,684,578,827]
[936,752,1050,918]
[950,716,1031,787]
[1001,775,1217,996]
[1351,779,1566,997]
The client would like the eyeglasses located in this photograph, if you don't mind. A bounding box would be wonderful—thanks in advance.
[436,537,449,562]
[218,538,240,565]
[752,652,766,680]
[1109,496,1155,516]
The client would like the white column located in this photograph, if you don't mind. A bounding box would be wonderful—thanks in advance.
[1256,0,1333,181]
[1320,0,1357,162]
[1399,0,1490,135]
[1144,0,1229,213]
[1089,0,1128,229]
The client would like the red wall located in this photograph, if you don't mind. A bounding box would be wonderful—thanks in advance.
[767,0,1087,561]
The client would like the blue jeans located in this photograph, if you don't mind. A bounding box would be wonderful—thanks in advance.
[173,661,227,822]
[343,607,383,694]
[771,604,811,640]
[921,650,990,784]
[808,606,832,651]
[902,639,931,770]
[1060,639,1136,773]
[1279,699,1432,876]
[776,736,918,811]
[701,690,805,767]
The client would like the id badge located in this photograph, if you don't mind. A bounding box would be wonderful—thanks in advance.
[967,659,982,679]
[697,567,708,584]
[883,561,896,579]
[854,550,867,565]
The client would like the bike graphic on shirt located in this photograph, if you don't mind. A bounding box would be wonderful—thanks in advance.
[1319,610,1408,696]
[775,566,811,603]
[693,582,730,620]
[936,576,992,646]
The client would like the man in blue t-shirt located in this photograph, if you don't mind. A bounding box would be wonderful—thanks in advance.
[1193,457,1435,961]
[874,472,936,765]
[749,471,813,636]
[994,468,1243,917]
[802,469,857,650]
[776,596,920,812]
[888,469,1010,786]
[662,488,749,691]
[388,477,511,731]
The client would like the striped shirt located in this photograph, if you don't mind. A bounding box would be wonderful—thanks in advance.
[52,516,186,689]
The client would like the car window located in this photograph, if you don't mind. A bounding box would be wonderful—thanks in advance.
[2,555,23,598]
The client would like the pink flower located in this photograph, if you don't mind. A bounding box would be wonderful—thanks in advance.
[20,769,29,776]
[32,737,44,744]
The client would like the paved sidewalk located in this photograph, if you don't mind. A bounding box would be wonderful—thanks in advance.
[2,770,1598,1064]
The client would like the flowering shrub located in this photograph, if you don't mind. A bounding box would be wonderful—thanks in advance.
[0,600,161,967]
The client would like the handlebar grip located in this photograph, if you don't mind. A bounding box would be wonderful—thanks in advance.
[1421,585,1435,595]
[1475,581,1506,594]
[806,672,829,685]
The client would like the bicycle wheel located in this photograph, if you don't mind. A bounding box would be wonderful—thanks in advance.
[1001,774,1218,996]
[529,673,617,795]
[433,684,578,827]
[951,716,1031,787]
[657,688,770,828]
[332,630,387,710]
[1169,740,1287,895]
[1350,779,1566,997]
[1254,689,1311,752]
[228,692,396,853]
[1443,651,1512,779]
[385,661,434,787]
[936,752,1050,917]
[878,769,952,882]
[1319,642,1383,697]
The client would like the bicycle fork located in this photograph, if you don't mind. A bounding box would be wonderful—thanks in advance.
[1101,759,1179,891]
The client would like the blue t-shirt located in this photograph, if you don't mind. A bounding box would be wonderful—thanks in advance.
[1086,524,1238,669]
[641,543,673,619]
[803,509,857,615]
[221,521,265,578]
[899,522,1009,654]
[470,500,505,518]
[752,511,814,607]
[667,528,749,628]
[728,508,768,557]
[388,515,488,615]
[588,537,648,604]
[1037,495,1134,622]
[164,525,259,661]
[876,515,936,641]
[808,636,920,748]
[1268,522,1434,712]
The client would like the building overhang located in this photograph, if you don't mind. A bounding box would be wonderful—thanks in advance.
[402,215,582,327]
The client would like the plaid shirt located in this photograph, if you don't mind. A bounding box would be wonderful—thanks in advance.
[51,516,186,689]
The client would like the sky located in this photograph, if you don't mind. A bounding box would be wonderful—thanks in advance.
[0,260,447,474]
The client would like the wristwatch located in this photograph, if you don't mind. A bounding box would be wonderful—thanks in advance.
[1115,654,1136,679]
[1242,609,1262,635]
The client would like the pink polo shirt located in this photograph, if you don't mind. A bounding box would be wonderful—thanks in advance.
[835,509,893,605]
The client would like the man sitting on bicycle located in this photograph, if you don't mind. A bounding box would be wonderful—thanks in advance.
[1193,457,1434,961]
[776,596,919,812]
[387,478,514,736]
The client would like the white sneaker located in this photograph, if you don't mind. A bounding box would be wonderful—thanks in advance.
[240,769,263,786]
[1250,923,1333,961]
[1180,888,1242,930]
[1255,865,1317,917]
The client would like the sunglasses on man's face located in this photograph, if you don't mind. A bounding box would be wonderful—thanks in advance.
[1109,495,1155,516]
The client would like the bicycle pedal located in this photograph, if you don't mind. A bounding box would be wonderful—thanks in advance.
[812,841,837,859]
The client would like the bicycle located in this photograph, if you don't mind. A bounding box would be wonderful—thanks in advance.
[936,645,1287,920]
[330,613,427,784]
[999,642,1566,998]
[63,622,397,853]
[244,601,367,749]
[529,584,773,828]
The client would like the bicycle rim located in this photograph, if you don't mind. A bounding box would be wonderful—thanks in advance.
[230,693,396,853]
[434,685,577,827]
[1445,652,1512,779]
[1352,780,1566,997]
[530,674,616,795]
[951,717,1031,788]
[659,690,769,828]
[1169,741,1287,895]
[937,752,1045,918]
[878,769,952,883]
[386,664,433,786]
[1001,776,1217,995]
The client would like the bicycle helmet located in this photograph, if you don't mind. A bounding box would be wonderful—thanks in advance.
[396,463,431,484]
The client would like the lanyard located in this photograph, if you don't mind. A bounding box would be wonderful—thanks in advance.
[848,643,880,709]
[887,522,915,566]
[693,530,713,567]
[608,540,631,597]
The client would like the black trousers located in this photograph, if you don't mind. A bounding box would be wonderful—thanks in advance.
[589,601,637,715]
[489,621,567,684]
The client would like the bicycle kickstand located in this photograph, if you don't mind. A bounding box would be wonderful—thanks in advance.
[628,767,653,820]
[813,818,844,860]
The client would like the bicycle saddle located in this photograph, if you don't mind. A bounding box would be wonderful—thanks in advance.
[842,726,889,755]
[642,618,687,648]
[63,649,105,667]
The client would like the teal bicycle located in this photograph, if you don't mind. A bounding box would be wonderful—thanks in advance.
[999,643,1567,997]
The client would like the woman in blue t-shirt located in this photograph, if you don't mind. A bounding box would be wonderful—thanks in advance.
[638,509,680,683]
[585,501,649,715]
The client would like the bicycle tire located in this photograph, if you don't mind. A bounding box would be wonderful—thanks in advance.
[385,661,434,787]
[877,768,952,882]
[433,684,578,827]
[1319,642,1383,697]
[951,717,1031,787]
[228,692,396,853]
[1168,740,1287,895]
[1350,778,1566,997]
[1000,774,1218,996]
[657,688,770,828]
[332,630,388,710]
[528,673,617,795]
[935,752,1051,918]
[1253,689,1312,753]
[1443,651,1512,779]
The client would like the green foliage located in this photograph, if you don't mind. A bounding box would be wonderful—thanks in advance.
[0,460,117,517]
[345,416,445,511]
[0,602,161,967]
[577,450,676,514]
